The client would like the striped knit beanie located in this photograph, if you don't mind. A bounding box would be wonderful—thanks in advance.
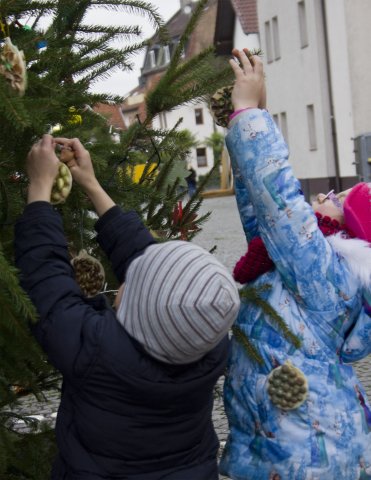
[116,241,240,364]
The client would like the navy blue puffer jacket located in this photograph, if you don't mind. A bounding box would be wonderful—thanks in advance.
[15,203,228,480]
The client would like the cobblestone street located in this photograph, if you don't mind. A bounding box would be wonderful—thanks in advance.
[8,196,371,480]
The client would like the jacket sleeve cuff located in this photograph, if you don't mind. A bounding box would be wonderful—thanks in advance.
[21,201,55,218]
[228,108,267,129]
[95,205,122,232]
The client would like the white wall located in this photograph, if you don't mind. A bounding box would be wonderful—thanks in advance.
[152,101,223,177]
[257,0,338,180]
[343,0,371,137]
[233,25,260,52]
[324,0,355,177]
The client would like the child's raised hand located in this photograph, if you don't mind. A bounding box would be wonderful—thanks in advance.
[26,134,60,203]
[53,137,99,193]
[229,48,265,111]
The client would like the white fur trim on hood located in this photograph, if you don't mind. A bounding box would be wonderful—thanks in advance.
[327,233,371,289]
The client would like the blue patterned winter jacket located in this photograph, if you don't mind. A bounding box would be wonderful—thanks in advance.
[220,109,371,480]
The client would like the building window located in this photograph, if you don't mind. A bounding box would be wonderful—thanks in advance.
[163,45,170,64]
[298,1,309,48]
[148,50,156,68]
[272,16,281,60]
[158,112,167,129]
[265,21,274,63]
[273,112,289,144]
[280,112,288,143]
[195,108,204,125]
[306,104,317,150]
[196,147,207,167]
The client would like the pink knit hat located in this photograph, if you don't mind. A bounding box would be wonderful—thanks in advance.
[343,182,371,242]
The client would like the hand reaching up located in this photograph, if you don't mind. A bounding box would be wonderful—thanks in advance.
[53,137,115,217]
[229,48,266,111]
[26,134,60,203]
[53,137,98,194]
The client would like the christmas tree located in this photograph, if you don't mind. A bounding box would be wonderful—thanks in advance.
[0,0,235,477]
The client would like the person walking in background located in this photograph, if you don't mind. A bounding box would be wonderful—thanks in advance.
[185,166,197,197]
[14,135,240,480]
[219,48,371,480]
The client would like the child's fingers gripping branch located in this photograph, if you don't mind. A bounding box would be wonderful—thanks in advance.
[229,49,265,112]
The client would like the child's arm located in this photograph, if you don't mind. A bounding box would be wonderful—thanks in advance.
[53,136,115,216]
[15,200,107,379]
[53,137,156,283]
[233,173,259,242]
[15,136,152,379]
[228,48,267,242]
[227,51,352,312]
[15,136,110,378]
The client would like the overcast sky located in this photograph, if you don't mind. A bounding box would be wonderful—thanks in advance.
[88,0,181,97]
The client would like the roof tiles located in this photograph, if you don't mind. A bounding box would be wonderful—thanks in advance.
[231,0,258,34]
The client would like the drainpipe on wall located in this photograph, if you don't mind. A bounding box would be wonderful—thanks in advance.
[321,0,342,192]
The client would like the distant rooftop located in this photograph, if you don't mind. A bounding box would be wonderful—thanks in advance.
[231,0,258,34]
[93,104,126,130]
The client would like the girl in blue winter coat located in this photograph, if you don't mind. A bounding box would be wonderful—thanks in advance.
[219,48,371,480]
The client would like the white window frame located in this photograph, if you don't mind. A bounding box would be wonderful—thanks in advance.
[196,147,207,167]
[148,50,156,68]
[298,0,309,48]
[265,20,274,63]
[307,104,317,151]
[272,16,281,60]
[280,112,288,143]
[163,45,170,64]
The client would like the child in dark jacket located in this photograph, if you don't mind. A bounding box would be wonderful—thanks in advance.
[14,135,240,480]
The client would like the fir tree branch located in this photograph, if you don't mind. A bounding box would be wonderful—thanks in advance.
[0,79,31,130]
[232,325,264,365]
[0,177,8,226]
[0,250,38,322]
[90,0,166,38]
[166,0,209,76]
[240,285,302,349]
[77,24,141,36]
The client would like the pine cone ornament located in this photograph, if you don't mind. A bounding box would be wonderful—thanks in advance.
[267,361,308,410]
[209,84,234,128]
[51,161,72,204]
[0,37,27,95]
[71,250,105,297]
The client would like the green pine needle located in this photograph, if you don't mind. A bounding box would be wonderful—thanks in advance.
[232,325,264,365]
[238,284,302,354]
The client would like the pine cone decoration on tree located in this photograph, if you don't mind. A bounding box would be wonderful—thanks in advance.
[71,250,105,297]
[209,84,234,128]
[0,37,27,95]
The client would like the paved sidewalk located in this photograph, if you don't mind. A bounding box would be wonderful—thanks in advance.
[8,196,371,480]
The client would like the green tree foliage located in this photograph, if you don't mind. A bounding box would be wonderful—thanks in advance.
[0,1,235,476]
[205,131,224,164]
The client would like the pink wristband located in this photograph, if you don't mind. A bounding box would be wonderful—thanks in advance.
[229,107,255,121]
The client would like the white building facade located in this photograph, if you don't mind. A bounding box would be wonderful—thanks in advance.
[152,102,223,178]
[257,0,371,197]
